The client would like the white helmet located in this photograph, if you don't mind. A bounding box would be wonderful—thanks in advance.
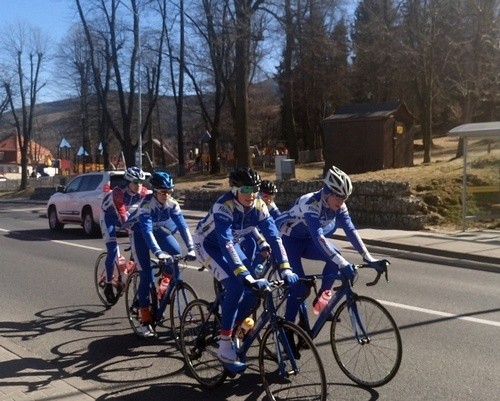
[124,166,146,182]
[323,166,352,198]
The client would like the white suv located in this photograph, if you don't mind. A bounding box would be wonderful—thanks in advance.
[47,170,146,237]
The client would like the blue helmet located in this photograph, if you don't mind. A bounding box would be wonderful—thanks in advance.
[150,172,174,190]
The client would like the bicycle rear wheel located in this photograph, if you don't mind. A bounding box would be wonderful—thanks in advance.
[330,294,402,387]
[180,299,227,389]
[259,320,327,401]
[169,282,198,349]
[94,251,122,306]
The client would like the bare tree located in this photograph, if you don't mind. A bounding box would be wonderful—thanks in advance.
[233,0,265,168]
[75,0,166,168]
[0,22,48,189]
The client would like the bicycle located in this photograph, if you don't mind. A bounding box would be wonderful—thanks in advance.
[275,263,402,388]
[180,280,327,401]
[94,242,139,306]
[125,255,198,348]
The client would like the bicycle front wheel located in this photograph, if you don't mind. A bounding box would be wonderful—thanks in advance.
[330,295,402,387]
[259,320,327,401]
[180,299,226,389]
[94,252,121,306]
[124,271,142,336]
[169,281,198,349]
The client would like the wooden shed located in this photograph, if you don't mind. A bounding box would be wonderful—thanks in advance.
[322,101,416,174]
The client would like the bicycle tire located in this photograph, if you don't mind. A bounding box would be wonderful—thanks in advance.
[180,299,227,388]
[169,281,198,349]
[94,251,122,306]
[330,294,402,387]
[124,271,144,336]
[259,319,327,401]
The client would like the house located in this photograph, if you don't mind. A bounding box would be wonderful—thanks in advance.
[322,101,417,174]
[0,133,54,177]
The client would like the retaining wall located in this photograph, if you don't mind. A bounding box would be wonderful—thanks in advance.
[182,179,428,230]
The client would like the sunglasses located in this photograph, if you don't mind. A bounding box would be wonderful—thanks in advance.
[239,185,260,194]
[332,193,348,201]
[131,180,144,184]
[156,189,173,195]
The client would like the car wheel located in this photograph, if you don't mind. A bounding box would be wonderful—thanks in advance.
[82,208,99,237]
[48,206,64,231]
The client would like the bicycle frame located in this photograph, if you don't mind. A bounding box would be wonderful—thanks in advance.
[152,258,183,322]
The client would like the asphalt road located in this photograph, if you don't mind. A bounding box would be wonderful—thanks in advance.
[0,199,499,401]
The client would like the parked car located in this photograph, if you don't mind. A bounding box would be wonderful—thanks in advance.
[47,170,150,237]
[0,175,7,181]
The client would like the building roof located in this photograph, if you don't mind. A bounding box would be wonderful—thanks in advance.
[324,101,412,121]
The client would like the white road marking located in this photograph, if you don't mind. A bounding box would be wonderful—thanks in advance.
[379,300,500,327]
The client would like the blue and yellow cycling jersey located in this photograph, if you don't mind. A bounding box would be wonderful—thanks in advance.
[195,191,290,276]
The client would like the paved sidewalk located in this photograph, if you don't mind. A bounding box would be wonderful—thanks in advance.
[0,205,498,400]
[0,336,106,401]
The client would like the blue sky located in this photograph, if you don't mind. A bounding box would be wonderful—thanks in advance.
[0,0,76,102]
[0,0,75,44]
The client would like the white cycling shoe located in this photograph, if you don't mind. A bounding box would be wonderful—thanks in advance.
[137,323,156,338]
[217,338,246,373]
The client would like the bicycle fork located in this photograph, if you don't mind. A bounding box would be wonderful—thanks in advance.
[347,299,371,345]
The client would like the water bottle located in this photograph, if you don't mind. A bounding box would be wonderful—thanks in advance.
[157,273,171,299]
[313,290,332,315]
[236,317,255,340]
[254,264,264,278]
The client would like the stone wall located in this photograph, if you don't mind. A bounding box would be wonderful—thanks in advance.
[182,179,428,230]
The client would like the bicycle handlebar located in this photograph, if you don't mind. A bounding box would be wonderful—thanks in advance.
[357,262,390,286]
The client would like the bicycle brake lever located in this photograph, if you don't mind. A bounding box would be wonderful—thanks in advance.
[366,271,382,287]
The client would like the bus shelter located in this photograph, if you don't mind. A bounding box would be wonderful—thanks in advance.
[448,122,500,230]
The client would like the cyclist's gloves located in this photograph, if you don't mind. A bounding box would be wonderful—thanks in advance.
[258,240,271,253]
[281,268,299,285]
[243,274,271,291]
[340,263,358,282]
[186,247,197,261]
[156,251,173,264]
[364,258,390,272]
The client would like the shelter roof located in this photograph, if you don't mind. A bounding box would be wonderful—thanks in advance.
[447,121,500,139]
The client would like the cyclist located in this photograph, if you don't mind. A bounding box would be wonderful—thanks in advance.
[240,179,282,271]
[275,165,389,323]
[193,167,298,369]
[126,171,196,337]
[100,166,148,304]
[259,180,281,219]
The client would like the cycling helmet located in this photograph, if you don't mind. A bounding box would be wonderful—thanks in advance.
[323,165,352,197]
[229,167,262,187]
[150,171,174,190]
[124,166,146,182]
[260,180,278,195]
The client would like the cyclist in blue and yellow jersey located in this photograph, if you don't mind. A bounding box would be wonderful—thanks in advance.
[125,171,196,337]
[275,165,389,323]
[239,179,282,271]
[193,167,298,370]
[100,166,149,304]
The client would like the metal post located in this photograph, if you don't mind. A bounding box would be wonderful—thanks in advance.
[136,9,142,169]
[461,137,468,231]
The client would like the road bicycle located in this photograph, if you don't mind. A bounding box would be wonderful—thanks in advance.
[94,242,139,306]
[125,255,198,348]
[270,263,402,388]
[180,280,327,401]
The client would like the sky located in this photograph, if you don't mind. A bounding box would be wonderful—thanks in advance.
[0,0,76,102]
